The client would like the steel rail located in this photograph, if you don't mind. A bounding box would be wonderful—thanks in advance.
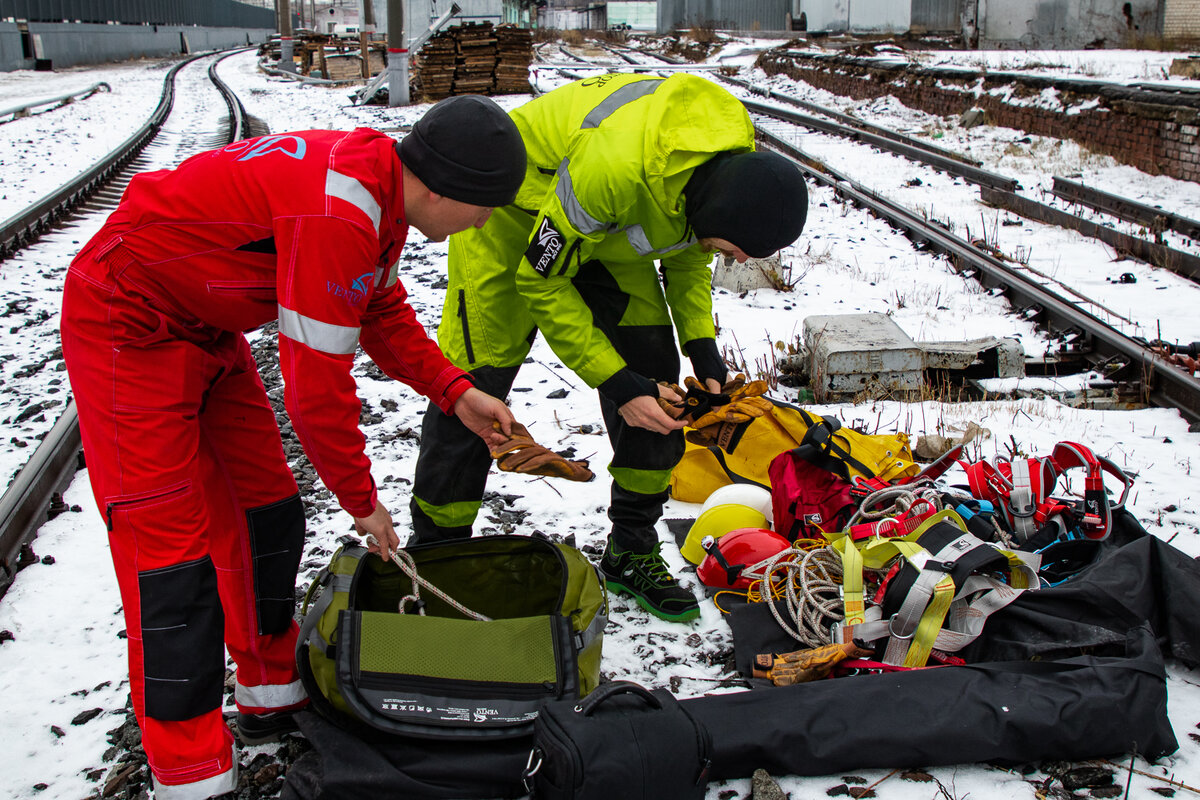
[755,125,1200,425]
[1051,177,1200,242]
[0,56,193,262]
[557,45,588,63]
[0,51,255,599]
[743,96,1019,192]
[980,185,1200,282]
[765,49,1200,112]
[0,402,81,593]
[719,73,983,168]
[600,44,639,65]
[626,43,1197,273]
[605,49,1011,188]
[210,48,255,141]
[0,81,111,122]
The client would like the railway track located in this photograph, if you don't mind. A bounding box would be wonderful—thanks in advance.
[6,42,1198,597]
[541,43,1200,424]
[0,49,259,597]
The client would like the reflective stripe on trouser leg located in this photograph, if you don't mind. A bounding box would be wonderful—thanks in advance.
[573,258,685,553]
[410,364,522,544]
[152,751,237,800]
[197,337,307,713]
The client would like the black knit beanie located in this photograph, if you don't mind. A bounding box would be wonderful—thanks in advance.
[397,95,527,207]
[684,151,808,258]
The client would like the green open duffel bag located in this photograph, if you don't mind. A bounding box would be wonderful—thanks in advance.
[297,534,608,740]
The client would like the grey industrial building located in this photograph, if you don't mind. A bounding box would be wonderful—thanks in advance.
[0,0,276,71]
[657,0,1197,49]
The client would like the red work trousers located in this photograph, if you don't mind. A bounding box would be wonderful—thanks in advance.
[60,249,308,794]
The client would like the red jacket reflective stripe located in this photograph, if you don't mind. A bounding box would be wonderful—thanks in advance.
[74,128,471,517]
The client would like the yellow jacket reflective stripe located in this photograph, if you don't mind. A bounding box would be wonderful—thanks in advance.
[506,73,755,387]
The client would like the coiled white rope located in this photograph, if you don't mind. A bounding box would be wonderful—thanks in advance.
[752,546,846,648]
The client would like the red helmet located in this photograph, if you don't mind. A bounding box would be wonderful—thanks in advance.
[696,528,792,590]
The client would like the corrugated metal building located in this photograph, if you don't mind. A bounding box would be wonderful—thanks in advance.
[537,0,607,29]
[790,0,1165,48]
[0,0,275,70]
[971,0,1161,48]
[657,0,790,33]
[362,0,531,44]
[609,0,658,30]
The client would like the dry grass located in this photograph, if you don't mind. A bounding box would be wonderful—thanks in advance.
[687,23,720,44]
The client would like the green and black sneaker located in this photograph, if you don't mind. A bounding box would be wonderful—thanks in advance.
[600,541,700,622]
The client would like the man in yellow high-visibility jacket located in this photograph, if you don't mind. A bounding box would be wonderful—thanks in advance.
[410,73,808,622]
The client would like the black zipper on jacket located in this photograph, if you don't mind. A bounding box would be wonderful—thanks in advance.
[555,239,583,278]
[457,289,475,364]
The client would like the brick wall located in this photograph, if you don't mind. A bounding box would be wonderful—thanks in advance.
[1164,0,1200,39]
[756,52,1200,183]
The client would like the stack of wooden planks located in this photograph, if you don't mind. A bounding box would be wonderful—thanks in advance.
[411,33,457,100]
[452,22,499,95]
[495,24,533,95]
[411,22,532,101]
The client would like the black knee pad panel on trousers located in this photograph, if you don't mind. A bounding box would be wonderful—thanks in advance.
[139,556,225,720]
[246,493,306,635]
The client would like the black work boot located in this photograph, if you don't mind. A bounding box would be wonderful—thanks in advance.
[600,540,700,622]
[235,710,301,746]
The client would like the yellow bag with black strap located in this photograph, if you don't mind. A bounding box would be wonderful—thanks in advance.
[669,397,920,503]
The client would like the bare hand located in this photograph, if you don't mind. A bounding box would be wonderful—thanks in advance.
[618,392,689,434]
[453,386,516,449]
[354,501,399,562]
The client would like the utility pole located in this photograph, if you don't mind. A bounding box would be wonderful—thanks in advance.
[279,0,296,73]
[387,0,409,106]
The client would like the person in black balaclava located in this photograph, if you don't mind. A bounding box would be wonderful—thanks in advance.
[411,74,809,625]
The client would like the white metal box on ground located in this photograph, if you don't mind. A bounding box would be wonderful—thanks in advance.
[711,254,785,293]
[804,313,923,402]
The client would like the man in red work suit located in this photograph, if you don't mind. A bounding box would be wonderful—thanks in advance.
[59,95,525,800]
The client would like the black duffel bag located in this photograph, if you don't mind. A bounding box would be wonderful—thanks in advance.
[684,624,1175,781]
[527,680,712,800]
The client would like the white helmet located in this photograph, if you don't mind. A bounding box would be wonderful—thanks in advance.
[680,484,774,564]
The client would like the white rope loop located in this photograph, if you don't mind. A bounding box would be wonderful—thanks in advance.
[846,482,942,527]
[363,535,491,621]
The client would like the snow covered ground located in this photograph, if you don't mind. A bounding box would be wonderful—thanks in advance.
[0,39,1198,799]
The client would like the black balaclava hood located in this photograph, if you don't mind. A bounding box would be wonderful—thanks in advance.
[685,151,808,258]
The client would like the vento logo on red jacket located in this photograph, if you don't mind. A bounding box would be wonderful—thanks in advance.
[223,135,308,162]
[327,272,375,305]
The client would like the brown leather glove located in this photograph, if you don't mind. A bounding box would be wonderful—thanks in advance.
[658,376,764,425]
[683,375,774,450]
[688,375,772,428]
[752,642,873,686]
[488,422,595,482]
[655,381,687,419]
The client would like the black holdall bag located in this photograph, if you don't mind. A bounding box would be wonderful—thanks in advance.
[526,680,713,800]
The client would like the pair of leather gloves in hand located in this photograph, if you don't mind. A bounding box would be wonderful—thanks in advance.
[489,421,595,482]
[656,375,773,444]
[487,375,773,482]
